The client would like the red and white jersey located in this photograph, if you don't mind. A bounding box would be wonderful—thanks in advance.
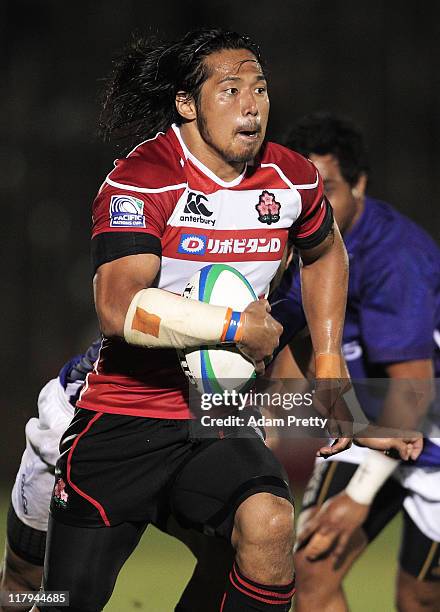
[78,125,332,418]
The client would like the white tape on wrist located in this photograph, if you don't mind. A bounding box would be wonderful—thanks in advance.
[345,450,399,505]
[123,288,243,349]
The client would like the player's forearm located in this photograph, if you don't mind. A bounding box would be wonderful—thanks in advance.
[378,361,435,430]
[94,258,242,348]
[299,225,349,377]
[124,288,243,348]
[94,255,242,348]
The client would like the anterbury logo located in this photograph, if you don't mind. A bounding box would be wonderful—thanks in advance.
[184,192,212,216]
[178,234,208,255]
[110,195,146,227]
[180,192,216,226]
[256,190,281,225]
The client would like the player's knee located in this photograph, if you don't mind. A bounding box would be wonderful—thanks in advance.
[234,493,294,551]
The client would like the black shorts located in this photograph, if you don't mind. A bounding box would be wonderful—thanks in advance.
[301,460,440,582]
[50,408,292,540]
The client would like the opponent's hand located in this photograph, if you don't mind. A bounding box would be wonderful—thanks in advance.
[238,300,283,374]
[354,425,423,460]
[295,492,369,561]
[316,437,352,458]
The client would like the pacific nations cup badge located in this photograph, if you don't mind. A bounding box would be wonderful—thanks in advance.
[110,195,146,227]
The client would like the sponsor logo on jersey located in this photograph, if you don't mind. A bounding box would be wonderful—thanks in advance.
[177,233,282,256]
[180,191,216,227]
[256,190,281,225]
[110,195,146,227]
[178,234,208,255]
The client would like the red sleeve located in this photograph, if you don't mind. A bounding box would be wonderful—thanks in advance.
[92,183,173,240]
[260,144,334,250]
[90,156,184,273]
[290,162,334,249]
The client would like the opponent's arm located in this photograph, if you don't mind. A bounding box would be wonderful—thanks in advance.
[296,449,404,562]
[342,360,431,522]
[296,358,432,561]
[377,360,435,430]
[286,335,424,458]
[354,359,432,456]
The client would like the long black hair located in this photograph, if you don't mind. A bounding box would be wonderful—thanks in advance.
[99,28,264,149]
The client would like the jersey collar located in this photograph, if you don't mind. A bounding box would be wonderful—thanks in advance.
[171,124,248,188]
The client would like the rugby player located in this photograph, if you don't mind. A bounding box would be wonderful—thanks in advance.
[8,33,422,610]
[30,28,352,612]
[271,112,440,612]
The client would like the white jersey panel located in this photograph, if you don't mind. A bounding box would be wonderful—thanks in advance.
[167,187,301,231]
[159,256,279,296]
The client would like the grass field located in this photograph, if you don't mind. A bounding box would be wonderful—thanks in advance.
[0,489,400,611]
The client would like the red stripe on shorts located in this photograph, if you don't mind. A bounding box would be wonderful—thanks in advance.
[66,412,111,527]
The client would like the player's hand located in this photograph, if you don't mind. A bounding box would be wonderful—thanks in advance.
[295,492,369,561]
[316,437,352,457]
[313,378,354,438]
[354,425,423,460]
[239,300,283,374]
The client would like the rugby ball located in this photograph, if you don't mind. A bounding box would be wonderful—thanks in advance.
[179,264,257,394]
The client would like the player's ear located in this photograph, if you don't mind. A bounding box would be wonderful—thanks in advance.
[175,91,197,121]
[351,173,367,199]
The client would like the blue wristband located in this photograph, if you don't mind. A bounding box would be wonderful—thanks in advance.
[224,311,242,342]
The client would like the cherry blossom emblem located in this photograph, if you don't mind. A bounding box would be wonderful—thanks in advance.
[255,190,281,225]
[53,477,69,508]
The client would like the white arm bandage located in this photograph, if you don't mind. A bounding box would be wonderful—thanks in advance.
[345,450,399,505]
[123,288,244,349]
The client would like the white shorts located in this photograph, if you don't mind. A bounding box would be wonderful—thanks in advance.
[11,378,75,531]
[323,444,440,543]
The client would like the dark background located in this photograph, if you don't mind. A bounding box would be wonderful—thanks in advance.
[2,0,439,479]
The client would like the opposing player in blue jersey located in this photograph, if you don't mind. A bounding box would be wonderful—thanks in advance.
[271,112,440,612]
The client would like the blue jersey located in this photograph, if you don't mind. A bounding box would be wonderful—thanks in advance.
[271,197,440,466]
